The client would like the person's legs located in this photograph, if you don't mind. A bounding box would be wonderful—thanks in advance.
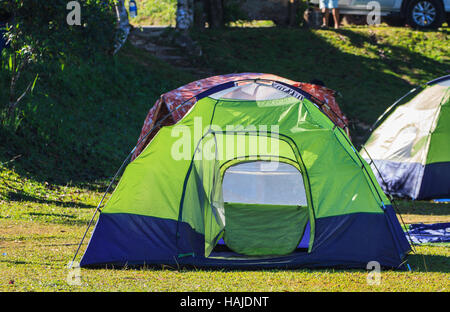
[332,8,340,28]
[322,8,330,26]
[319,0,329,27]
[330,0,340,29]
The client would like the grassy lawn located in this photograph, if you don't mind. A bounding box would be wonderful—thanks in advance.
[1,164,449,292]
[1,24,449,292]
[190,25,450,145]
[126,0,177,26]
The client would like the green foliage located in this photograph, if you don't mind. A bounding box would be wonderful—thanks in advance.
[223,0,249,24]
[0,0,162,183]
[0,0,119,125]
[1,0,117,61]
[0,43,194,184]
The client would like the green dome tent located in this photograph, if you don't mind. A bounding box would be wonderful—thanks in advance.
[78,78,410,269]
[361,75,450,200]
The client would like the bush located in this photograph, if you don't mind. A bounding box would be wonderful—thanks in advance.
[0,0,118,123]
[0,1,155,183]
[1,0,117,61]
[0,43,194,184]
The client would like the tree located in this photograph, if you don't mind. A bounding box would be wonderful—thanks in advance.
[113,0,131,55]
[208,0,224,28]
[176,0,194,31]
[177,0,224,30]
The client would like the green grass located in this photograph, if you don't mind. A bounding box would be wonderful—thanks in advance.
[126,0,177,26]
[190,25,450,145]
[0,43,194,185]
[1,25,449,291]
[1,163,449,292]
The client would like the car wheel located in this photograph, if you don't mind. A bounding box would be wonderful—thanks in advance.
[406,0,444,29]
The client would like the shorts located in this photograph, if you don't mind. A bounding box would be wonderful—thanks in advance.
[319,0,338,9]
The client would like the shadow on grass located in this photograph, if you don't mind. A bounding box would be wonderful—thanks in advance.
[333,28,448,84]
[191,26,449,147]
[6,190,96,209]
[408,253,450,273]
[0,259,54,266]
[26,212,89,226]
[395,200,450,216]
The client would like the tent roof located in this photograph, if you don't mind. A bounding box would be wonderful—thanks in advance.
[131,73,349,160]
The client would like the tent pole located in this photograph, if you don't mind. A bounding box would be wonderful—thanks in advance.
[69,147,135,269]
[70,95,200,267]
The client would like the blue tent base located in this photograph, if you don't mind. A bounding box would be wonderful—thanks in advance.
[370,160,450,200]
[80,206,411,270]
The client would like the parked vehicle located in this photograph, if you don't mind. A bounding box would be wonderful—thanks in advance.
[309,0,450,28]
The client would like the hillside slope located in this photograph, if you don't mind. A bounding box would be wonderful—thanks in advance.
[0,44,193,184]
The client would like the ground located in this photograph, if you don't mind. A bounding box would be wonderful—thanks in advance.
[1,146,449,292]
[1,22,449,292]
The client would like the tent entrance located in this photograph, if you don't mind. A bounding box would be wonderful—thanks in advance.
[220,161,310,256]
[178,131,312,258]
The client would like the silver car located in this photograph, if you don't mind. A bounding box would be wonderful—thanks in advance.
[309,0,450,28]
